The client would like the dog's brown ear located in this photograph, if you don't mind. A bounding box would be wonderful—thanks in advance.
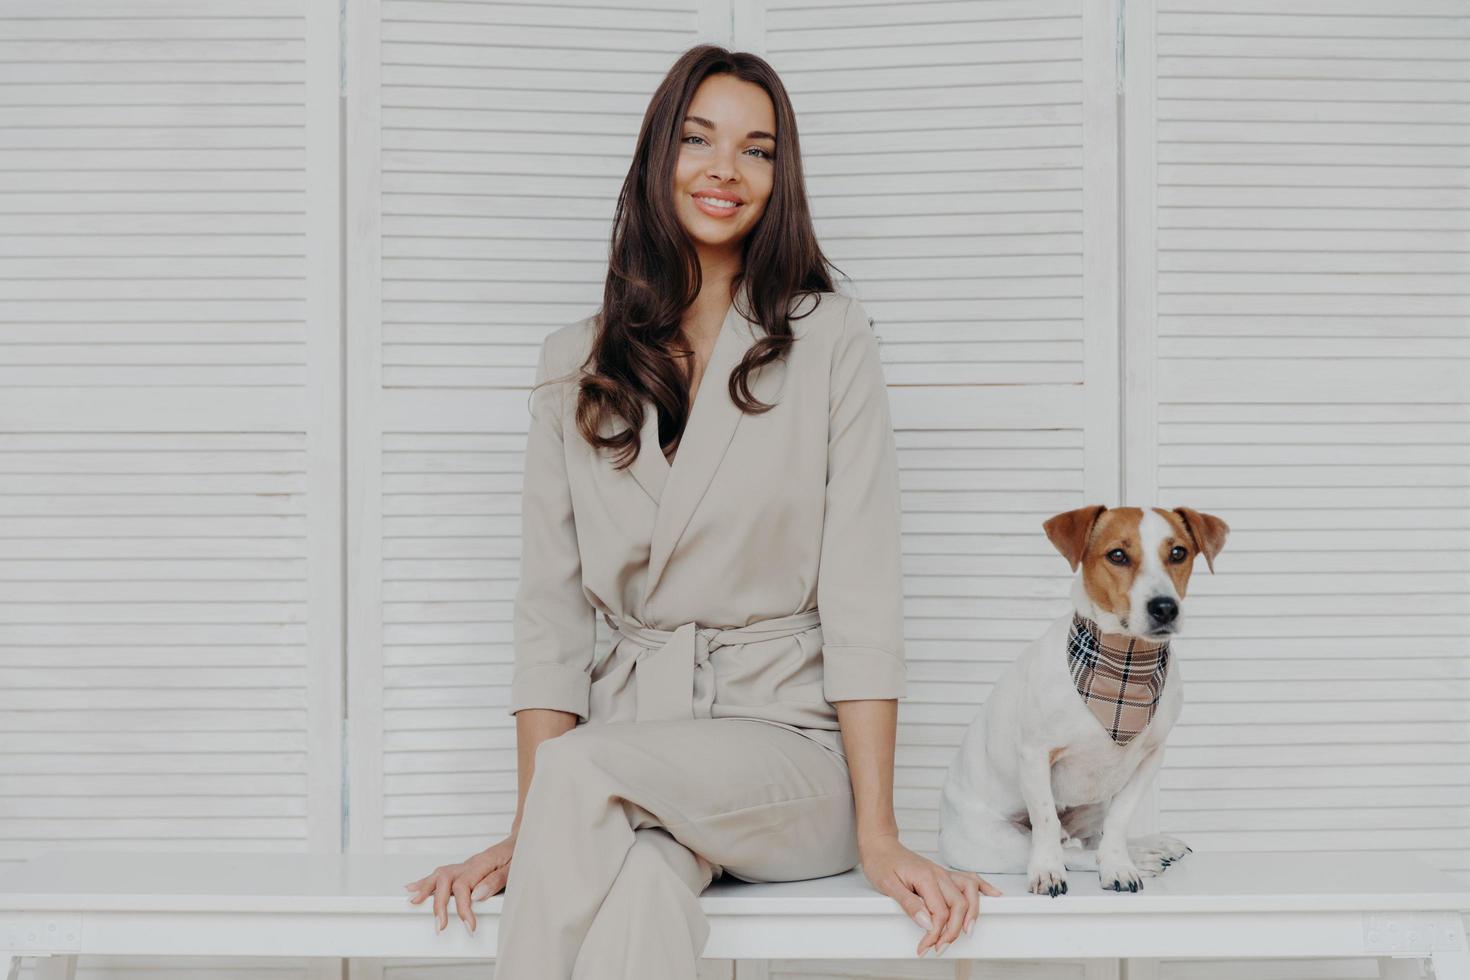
[1043,505,1108,573]
[1173,506,1230,574]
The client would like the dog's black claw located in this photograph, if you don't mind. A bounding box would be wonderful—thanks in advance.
[1129,881,1138,892]
[1060,881,1068,894]
[1185,846,1193,854]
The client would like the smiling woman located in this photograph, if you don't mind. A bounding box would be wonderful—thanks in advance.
[570,46,840,475]
[402,43,996,978]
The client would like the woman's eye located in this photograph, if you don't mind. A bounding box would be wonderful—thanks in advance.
[746,146,772,159]
[1107,549,1129,565]
[682,134,707,146]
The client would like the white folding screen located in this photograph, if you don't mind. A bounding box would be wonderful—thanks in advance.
[2,1,1464,978]
[755,0,1122,860]
[343,0,726,858]
[345,2,1118,978]
[0,1,342,977]
[1123,0,1470,911]
[345,0,1119,856]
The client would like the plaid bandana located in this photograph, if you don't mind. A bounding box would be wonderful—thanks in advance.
[1067,612,1170,745]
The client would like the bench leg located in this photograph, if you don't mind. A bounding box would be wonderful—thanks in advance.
[696,961,734,980]
[4,957,20,980]
[1121,958,1161,980]
[1381,956,1423,980]
[733,962,770,979]
[34,956,78,980]
[1430,948,1470,980]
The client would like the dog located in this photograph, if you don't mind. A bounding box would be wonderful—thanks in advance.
[937,505,1229,896]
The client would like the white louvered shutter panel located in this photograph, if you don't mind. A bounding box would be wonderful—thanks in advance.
[1123,0,1470,943]
[758,0,1123,874]
[0,0,343,977]
[344,0,726,870]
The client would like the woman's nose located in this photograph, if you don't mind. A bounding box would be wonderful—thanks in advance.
[708,146,738,180]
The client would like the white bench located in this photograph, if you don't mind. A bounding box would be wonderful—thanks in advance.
[2,850,1467,980]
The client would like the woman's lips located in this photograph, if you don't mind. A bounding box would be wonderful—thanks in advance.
[692,193,743,218]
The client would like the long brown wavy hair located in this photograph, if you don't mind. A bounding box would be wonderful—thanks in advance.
[553,44,844,470]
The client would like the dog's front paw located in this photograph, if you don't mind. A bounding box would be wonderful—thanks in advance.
[1099,859,1144,893]
[1128,833,1192,874]
[1028,857,1069,897]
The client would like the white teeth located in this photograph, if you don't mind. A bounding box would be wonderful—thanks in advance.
[695,195,738,209]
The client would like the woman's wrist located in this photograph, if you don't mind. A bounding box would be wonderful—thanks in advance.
[857,823,901,853]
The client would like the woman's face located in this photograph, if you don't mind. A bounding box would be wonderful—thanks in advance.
[672,73,777,256]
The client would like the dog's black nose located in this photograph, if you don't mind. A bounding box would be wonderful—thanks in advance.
[1147,596,1178,624]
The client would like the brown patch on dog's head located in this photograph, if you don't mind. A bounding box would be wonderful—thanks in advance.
[1043,504,1141,620]
[1168,506,1229,575]
[1042,504,1108,573]
[1045,504,1231,627]
[1141,506,1231,607]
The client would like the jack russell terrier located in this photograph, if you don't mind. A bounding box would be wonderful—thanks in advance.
[938,505,1229,896]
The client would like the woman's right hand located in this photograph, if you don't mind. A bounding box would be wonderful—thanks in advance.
[404,833,518,935]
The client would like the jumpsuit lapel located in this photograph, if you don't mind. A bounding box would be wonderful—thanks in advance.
[626,404,667,505]
[640,283,784,603]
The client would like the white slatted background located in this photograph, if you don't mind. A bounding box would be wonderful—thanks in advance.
[346,2,1117,977]
[0,1,342,977]
[349,0,721,847]
[759,0,1122,863]
[345,2,727,974]
[1125,1,1470,976]
[755,3,1119,978]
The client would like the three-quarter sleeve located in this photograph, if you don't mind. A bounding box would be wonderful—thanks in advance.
[508,335,596,721]
[818,295,908,702]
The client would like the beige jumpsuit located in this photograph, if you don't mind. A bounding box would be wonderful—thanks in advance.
[495,283,906,979]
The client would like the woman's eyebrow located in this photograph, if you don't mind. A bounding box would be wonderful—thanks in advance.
[684,114,775,141]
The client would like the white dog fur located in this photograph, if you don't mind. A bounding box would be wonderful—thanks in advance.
[938,505,1229,896]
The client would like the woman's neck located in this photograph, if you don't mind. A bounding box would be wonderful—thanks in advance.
[685,253,740,347]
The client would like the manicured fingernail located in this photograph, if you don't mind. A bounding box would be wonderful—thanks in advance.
[937,942,950,955]
[916,910,932,930]
[965,917,974,935]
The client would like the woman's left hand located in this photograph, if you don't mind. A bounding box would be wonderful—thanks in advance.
[858,833,1003,958]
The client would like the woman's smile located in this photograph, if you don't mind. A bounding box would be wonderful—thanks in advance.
[692,190,744,217]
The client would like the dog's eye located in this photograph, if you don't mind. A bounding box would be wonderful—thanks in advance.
[1170,546,1187,562]
[1107,549,1128,565]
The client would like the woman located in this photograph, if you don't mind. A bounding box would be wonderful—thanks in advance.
[405,44,1001,976]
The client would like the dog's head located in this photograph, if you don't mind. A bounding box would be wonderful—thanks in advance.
[1042,505,1229,641]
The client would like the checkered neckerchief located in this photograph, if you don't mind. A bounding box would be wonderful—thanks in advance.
[1066,612,1170,745]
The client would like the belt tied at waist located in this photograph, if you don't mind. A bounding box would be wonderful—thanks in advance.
[602,608,822,722]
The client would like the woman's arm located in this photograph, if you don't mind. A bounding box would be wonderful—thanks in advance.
[834,698,900,845]
[508,333,596,831]
[820,297,999,958]
[510,708,577,838]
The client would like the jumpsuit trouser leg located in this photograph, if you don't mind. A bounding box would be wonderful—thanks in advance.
[491,717,860,980]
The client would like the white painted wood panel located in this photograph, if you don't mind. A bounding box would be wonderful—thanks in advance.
[1124,1,1470,976]
[348,5,1116,979]
[344,0,725,852]
[0,1,342,977]
[757,0,1120,868]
